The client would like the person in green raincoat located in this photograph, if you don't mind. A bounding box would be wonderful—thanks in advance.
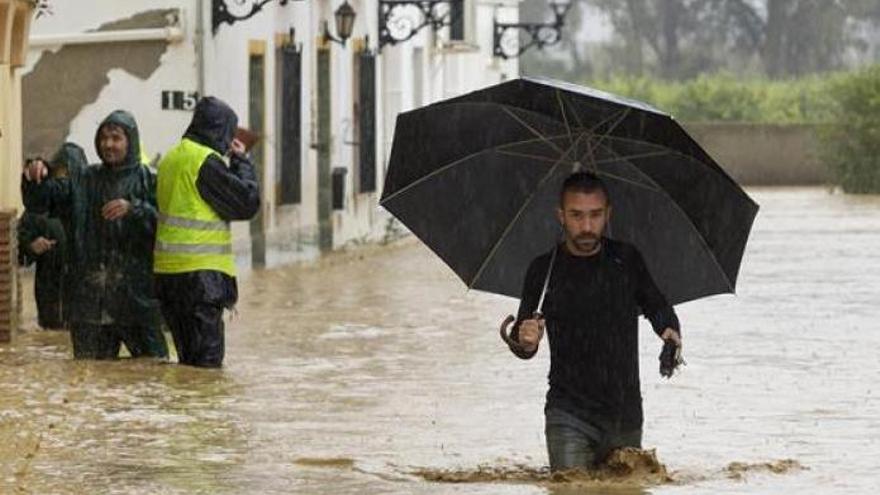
[17,143,90,329]
[22,111,168,359]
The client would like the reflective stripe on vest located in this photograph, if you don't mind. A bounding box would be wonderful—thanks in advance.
[154,138,236,277]
[158,212,228,231]
[155,241,233,255]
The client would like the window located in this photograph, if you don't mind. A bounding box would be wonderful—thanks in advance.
[248,47,265,172]
[446,0,476,46]
[450,0,465,42]
[356,49,377,193]
[248,40,267,265]
[278,43,302,205]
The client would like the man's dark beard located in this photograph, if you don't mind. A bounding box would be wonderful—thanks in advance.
[571,232,601,252]
[101,151,126,167]
[574,233,598,243]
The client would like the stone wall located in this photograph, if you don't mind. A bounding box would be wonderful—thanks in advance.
[683,122,827,186]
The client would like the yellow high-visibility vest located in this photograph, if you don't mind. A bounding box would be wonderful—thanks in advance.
[154,138,235,277]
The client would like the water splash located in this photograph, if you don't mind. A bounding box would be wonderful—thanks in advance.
[413,447,672,487]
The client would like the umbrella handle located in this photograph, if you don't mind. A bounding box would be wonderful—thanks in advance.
[499,315,522,350]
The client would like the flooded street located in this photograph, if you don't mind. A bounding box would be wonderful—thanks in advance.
[2,187,879,494]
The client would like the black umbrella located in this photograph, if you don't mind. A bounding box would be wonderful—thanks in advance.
[380,77,758,306]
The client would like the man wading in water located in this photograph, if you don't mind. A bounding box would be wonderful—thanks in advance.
[505,171,682,471]
[153,97,260,368]
[22,112,168,359]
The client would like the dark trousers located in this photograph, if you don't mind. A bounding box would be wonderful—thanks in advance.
[160,302,225,368]
[545,408,642,471]
[70,322,168,360]
[155,271,237,368]
[34,257,65,330]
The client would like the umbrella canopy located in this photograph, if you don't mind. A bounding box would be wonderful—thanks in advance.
[380,77,758,306]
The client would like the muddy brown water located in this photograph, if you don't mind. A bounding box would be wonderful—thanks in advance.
[2,188,878,494]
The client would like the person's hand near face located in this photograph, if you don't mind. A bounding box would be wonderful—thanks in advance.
[229,138,246,157]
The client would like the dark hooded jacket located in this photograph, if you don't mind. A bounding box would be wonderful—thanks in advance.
[48,143,89,267]
[155,97,260,310]
[22,111,161,327]
[185,96,260,222]
[17,142,89,327]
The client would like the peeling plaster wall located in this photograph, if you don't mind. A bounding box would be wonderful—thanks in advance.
[23,3,198,162]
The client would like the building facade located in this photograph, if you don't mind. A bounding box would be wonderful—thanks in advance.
[20,0,520,267]
[1,0,33,211]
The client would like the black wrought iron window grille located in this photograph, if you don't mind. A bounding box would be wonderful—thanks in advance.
[493,1,572,60]
[378,0,464,49]
[213,0,303,35]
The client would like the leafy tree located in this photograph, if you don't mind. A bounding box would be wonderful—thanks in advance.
[522,0,880,80]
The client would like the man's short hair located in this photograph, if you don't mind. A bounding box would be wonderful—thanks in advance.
[560,171,609,206]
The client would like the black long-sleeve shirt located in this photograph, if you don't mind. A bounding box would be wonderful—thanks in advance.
[510,239,680,431]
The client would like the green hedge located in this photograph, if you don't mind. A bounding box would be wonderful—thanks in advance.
[819,66,880,193]
[587,73,835,124]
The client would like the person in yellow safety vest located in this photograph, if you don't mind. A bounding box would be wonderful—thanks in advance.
[154,96,260,367]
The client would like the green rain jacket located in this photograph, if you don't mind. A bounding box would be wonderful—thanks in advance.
[18,142,89,327]
[22,111,161,327]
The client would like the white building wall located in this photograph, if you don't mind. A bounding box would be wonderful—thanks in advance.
[203,0,316,260]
